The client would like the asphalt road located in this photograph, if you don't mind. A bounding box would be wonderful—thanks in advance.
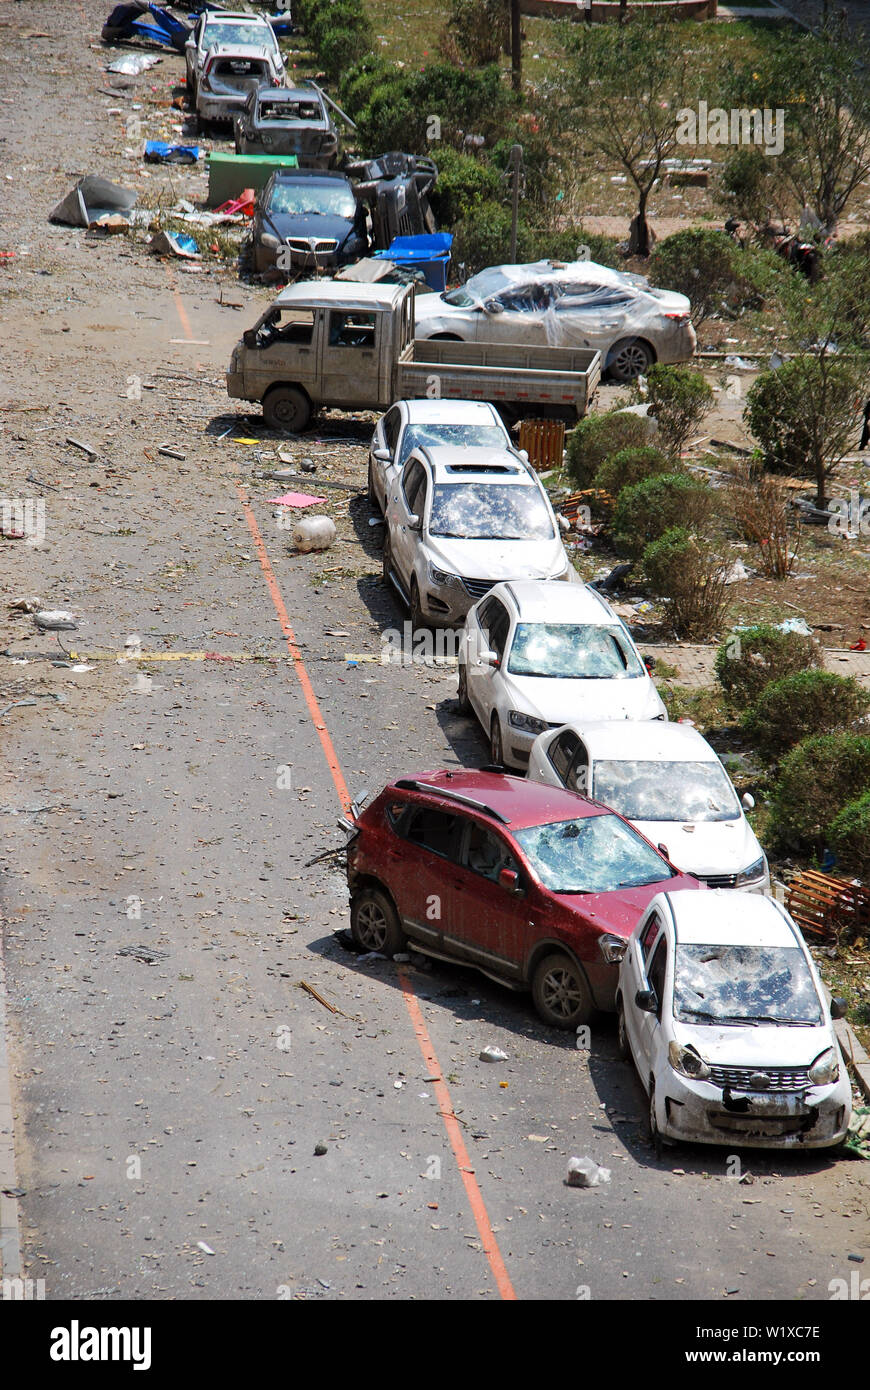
[0,0,867,1304]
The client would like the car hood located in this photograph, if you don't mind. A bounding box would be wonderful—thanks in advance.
[427,535,566,580]
[623,816,762,878]
[264,210,354,242]
[498,671,666,723]
[671,1018,835,1070]
[557,875,699,938]
[415,292,469,332]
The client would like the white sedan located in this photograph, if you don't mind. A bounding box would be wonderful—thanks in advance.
[615,890,852,1151]
[527,719,769,892]
[415,259,696,383]
[367,399,514,514]
[458,580,667,769]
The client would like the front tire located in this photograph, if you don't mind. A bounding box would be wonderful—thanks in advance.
[457,662,471,713]
[350,886,406,955]
[490,714,504,767]
[648,1078,663,1158]
[616,997,631,1061]
[409,577,427,633]
[263,385,311,433]
[531,952,593,1030]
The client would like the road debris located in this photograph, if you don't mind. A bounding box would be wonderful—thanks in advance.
[565,1156,612,1188]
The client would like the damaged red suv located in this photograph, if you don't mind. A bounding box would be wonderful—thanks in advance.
[345,769,702,1028]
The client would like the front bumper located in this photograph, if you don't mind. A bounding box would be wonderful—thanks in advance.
[197,93,251,123]
[656,1070,851,1149]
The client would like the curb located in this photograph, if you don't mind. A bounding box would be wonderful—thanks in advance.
[0,923,22,1280]
[835,1017,870,1104]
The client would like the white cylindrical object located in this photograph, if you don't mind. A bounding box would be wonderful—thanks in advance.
[291,514,336,552]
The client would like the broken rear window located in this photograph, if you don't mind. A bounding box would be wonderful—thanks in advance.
[514,813,671,894]
[673,944,822,1025]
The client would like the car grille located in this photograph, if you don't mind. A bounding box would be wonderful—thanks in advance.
[285,238,338,257]
[461,577,497,600]
[697,871,739,889]
[707,1065,811,1093]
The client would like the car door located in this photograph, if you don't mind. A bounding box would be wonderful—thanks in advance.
[386,456,426,598]
[446,818,531,978]
[478,282,551,345]
[393,804,464,954]
[320,309,380,408]
[466,596,510,724]
[540,727,580,788]
[622,911,663,1061]
[554,285,633,351]
[635,929,668,1078]
[371,404,402,509]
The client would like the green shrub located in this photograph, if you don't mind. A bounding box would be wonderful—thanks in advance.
[643,363,714,460]
[450,200,532,277]
[714,623,823,708]
[742,670,870,761]
[565,410,652,489]
[649,228,743,327]
[613,473,711,560]
[743,356,861,479]
[769,734,870,850]
[306,1,373,83]
[345,62,514,156]
[642,527,733,639]
[596,446,672,501]
[439,0,510,66]
[427,147,501,227]
[828,790,870,876]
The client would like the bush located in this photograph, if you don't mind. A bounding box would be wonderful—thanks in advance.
[828,790,870,876]
[642,527,733,639]
[613,473,711,560]
[768,733,870,850]
[439,0,510,66]
[726,464,801,580]
[345,62,515,157]
[718,146,777,226]
[649,228,744,326]
[643,364,714,460]
[565,410,652,489]
[427,147,501,226]
[596,445,671,498]
[305,0,373,83]
[744,355,863,486]
[742,670,870,761]
[450,200,530,277]
[714,623,823,708]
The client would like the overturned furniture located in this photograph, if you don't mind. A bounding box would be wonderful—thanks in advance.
[786,869,870,943]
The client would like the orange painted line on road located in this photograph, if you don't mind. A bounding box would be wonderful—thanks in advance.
[235,483,351,814]
[399,970,518,1301]
[240,490,518,1300]
[172,287,195,343]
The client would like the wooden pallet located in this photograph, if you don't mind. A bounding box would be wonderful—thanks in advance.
[786,869,870,941]
[518,418,566,472]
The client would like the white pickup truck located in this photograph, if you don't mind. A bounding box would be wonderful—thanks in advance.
[226,280,601,431]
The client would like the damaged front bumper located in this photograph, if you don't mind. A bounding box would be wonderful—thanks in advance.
[657,1071,851,1149]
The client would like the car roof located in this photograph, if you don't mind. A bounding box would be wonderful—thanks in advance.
[666,889,798,947]
[489,579,615,622]
[564,719,719,762]
[399,400,502,426]
[274,281,406,312]
[411,444,529,482]
[205,10,273,22]
[466,259,636,297]
[270,169,350,184]
[386,769,612,831]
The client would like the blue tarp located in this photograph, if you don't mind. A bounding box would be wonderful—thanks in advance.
[144,141,201,164]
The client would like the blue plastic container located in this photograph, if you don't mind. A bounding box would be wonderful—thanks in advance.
[373,233,453,292]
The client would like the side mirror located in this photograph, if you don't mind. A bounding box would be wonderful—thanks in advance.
[830,997,848,1020]
[558,514,570,534]
[643,654,656,673]
[481,649,500,668]
[517,449,529,462]
[498,867,521,895]
[741,792,755,811]
[243,329,257,348]
[350,787,370,819]
[635,989,657,1014]
[373,447,391,462]
[483,298,503,315]
[657,843,670,861]
[408,513,422,531]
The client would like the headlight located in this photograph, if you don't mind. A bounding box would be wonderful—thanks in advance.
[735,855,767,888]
[598,934,626,964]
[259,232,280,249]
[808,1047,839,1085]
[509,710,547,735]
[668,1042,710,1079]
[429,565,462,588]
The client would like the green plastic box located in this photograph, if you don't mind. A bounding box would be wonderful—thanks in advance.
[206,152,299,207]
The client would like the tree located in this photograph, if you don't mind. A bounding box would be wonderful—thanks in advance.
[727,17,870,235]
[642,364,714,459]
[561,19,693,257]
[649,229,744,327]
[439,0,511,67]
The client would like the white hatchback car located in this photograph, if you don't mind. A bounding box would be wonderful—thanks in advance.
[458,580,667,769]
[382,446,573,629]
[368,399,514,514]
[527,720,769,892]
[616,889,851,1151]
[185,10,285,118]
[415,259,696,383]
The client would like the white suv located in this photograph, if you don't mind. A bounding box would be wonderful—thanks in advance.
[368,399,514,514]
[186,10,285,114]
[382,445,573,630]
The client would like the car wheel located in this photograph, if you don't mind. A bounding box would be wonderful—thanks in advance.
[616,996,631,1062]
[409,578,427,633]
[457,662,471,713]
[648,1078,663,1159]
[531,952,593,1030]
[606,338,654,383]
[262,386,311,433]
[490,714,504,767]
[350,887,406,955]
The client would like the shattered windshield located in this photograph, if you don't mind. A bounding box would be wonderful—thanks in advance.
[268,182,356,219]
[442,288,478,308]
[674,944,822,1024]
[398,425,506,467]
[514,813,672,894]
[429,484,554,540]
[593,759,741,822]
[507,623,644,679]
[204,22,278,54]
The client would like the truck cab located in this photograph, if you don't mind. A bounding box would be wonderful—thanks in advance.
[227,280,414,431]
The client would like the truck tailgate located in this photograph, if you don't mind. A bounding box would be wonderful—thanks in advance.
[397,339,601,416]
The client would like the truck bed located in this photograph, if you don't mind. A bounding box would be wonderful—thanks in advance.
[396,338,601,418]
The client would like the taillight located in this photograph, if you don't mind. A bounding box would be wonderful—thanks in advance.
[664,311,689,322]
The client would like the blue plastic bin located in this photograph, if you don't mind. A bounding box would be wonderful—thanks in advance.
[373,233,453,292]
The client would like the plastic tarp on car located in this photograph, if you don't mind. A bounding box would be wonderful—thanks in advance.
[49,176,138,228]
